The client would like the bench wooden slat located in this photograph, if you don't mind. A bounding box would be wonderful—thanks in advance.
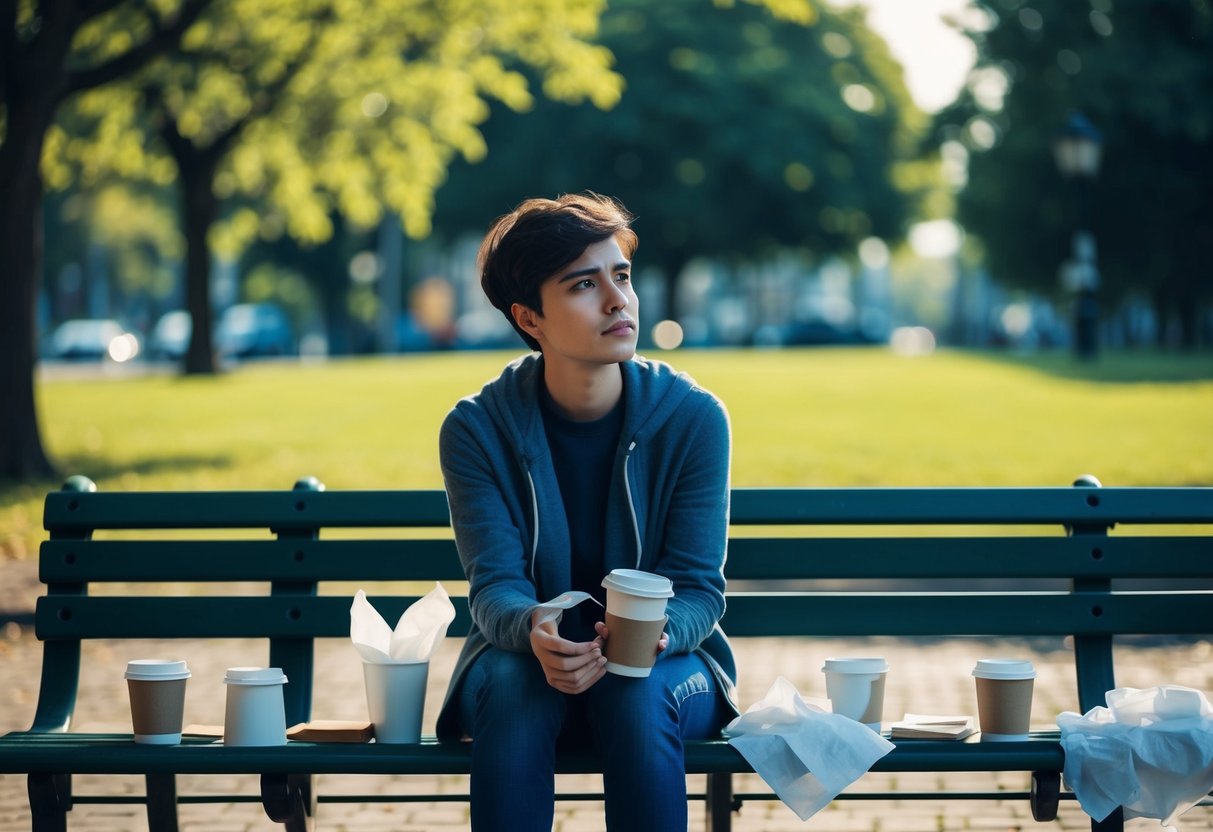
[727,536,1211,580]
[43,490,453,531]
[44,487,1213,533]
[39,540,466,582]
[729,487,1213,525]
[33,592,1213,640]
[39,536,1213,583]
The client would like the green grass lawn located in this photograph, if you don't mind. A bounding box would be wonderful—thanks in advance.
[2,347,1210,559]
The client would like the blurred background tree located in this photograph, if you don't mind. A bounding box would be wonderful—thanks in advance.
[935,0,1213,349]
[433,0,927,319]
[2,0,627,478]
[44,0,625,374]
[2,0,210,480]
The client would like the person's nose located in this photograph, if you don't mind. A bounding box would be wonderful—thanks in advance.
[603,280,629,314]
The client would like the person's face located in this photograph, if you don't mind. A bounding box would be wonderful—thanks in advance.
[512,235,638,368]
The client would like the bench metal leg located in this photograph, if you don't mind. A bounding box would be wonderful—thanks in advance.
[146,773,180,832]
[705,773,734,832]
[28,773,71,832]
[1030,771,1060,822]
[261,773,316,831]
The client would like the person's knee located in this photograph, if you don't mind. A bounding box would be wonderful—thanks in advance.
[463,649,563,736]
[591,673,678,739]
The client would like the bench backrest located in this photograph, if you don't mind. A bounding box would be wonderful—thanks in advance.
[34,476,1213,731]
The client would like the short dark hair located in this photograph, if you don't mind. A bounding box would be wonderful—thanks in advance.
[478,192,638,351]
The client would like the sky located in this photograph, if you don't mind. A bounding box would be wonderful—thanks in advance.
[829,0,977,113]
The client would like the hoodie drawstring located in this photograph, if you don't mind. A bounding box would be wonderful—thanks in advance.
[525,463,540,584]
[624,441,643,567]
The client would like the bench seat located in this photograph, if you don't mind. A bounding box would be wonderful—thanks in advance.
[0,731,1066,776]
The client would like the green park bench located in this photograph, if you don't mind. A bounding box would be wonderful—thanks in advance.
[1,474,1211,832]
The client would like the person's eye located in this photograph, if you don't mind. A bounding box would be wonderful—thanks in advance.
[573,279,595,291]
[616,272,631,283]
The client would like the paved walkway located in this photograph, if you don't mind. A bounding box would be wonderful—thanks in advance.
[2,571,1211,831]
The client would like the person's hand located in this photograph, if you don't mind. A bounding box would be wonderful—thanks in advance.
[594,621,669,656]
[530,610,607,694]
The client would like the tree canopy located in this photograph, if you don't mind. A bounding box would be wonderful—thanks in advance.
[433,0,927,313]
[0,0,629,478]
[935,0,1213,347]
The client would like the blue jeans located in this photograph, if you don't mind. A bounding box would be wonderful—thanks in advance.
[458,647,728,832]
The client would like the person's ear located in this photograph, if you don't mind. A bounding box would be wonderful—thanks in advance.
[511,303,544,343]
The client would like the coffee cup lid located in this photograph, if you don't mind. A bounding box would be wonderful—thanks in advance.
[972,659,1036,680]
[124,659,191,681]
[224,667,288,686]
[822,656,888,674]
[601,569,674,598]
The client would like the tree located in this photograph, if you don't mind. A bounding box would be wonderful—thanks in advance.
[935,0,1213,348]
[2,0,624,478]
[48,0,625,373]
[433,0,924,317]
[1,0,211,480]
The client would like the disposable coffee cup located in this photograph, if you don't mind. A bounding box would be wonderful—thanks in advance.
[822,657,889,731]
[363,660,429,744]
[601,569,673,678]
[223,667,288,746]
[125,659,191,745]
[973,659,1035,741]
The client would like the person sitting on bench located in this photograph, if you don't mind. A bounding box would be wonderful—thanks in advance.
[436,192,738,832]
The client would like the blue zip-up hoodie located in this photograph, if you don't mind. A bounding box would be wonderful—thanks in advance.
[436,353,738,738]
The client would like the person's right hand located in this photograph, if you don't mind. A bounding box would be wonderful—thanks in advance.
[529,610,607,695]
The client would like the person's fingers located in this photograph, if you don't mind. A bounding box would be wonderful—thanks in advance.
[533,627,598,656]
[548,654,607,694]
[656,632,669,654]
[539,643,602,674]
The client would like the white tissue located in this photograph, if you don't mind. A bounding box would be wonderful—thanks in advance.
[724,676,894,820]
[1058,685,1213,828]
[531,590,602,627]
[350,584,456,663]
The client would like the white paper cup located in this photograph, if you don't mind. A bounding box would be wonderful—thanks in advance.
[822,657,889,731]
[223,667,288,746]
[973,659,1035,741]
[601,569,674,678]
[363,660,429,744]
[125,660,190,745]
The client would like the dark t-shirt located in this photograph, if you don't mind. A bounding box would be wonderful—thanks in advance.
[539,383,624,642]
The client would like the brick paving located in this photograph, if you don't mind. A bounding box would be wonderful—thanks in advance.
[2,568,1212,831]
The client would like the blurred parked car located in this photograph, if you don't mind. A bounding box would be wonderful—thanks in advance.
[45,319,140,362]
[148,310,192,360]
[216,303,295,358]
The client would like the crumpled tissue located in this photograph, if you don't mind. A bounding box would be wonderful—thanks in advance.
[350,584,455,663]
[531,590,602,627]
[1058,685,1213,828]
[724,676,894,820]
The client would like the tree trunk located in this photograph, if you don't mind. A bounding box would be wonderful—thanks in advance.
[1177,294,1198,352]
[0,143,57,480]
[1152,286,1170,349]
[179,154,222,374]
[0,54,69,481]
[661,255,686,324]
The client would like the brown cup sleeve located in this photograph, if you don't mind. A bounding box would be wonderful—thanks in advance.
[604,613,667,668]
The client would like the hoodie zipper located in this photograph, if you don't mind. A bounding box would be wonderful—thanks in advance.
[623,441,642,567]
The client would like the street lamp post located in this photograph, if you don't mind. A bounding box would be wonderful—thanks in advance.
[1053,112,1103,360]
